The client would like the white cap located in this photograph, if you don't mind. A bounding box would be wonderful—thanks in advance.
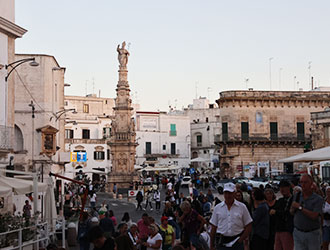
[91,217,99,223]
[223,183,236,193]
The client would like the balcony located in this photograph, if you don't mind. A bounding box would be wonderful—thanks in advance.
[0,125,13,151]
[65,138,106,144]
[215,133,311,145]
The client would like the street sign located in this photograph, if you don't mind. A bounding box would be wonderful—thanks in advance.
[189,168,195,175]
[128,190,144,197]
[71,152,87,162]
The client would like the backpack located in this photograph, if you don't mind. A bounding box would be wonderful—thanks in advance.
[159,226,168,243]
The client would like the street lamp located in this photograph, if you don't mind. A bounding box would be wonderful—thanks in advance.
[50,108,77,121]
[5,57,39,81]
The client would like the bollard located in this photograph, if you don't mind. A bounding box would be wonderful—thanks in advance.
[67,222,77,246]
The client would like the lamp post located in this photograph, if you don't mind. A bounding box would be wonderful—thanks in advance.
[269,57,273,90]
[50,108,77,122]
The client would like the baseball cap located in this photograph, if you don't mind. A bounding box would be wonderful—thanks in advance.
[223,182,236,192]
[161,216,168,222]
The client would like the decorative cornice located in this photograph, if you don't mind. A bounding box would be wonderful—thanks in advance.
[0,17,27,38]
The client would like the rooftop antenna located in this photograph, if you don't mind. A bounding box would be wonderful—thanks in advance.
[207,87,212,100]
[308,61,312,90]
[127,42,131,51]
[85,80,88,96]
[293,76,296,90]
[245,78,249,89]
[195,81,198,99]
[269,57,273,90]
[174,99,178,110]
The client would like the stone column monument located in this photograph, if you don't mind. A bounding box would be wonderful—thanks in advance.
[107,42,138,190]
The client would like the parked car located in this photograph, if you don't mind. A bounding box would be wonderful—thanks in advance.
[181,176,192,187]
[247,177,270,188]
[271,174,301,186]
[233,176,249,184]
[216,179,235,194]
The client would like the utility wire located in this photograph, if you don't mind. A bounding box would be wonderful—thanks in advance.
[14,68,56,119]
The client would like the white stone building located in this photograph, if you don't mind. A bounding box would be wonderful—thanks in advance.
[184,97,221,170]
[0,0,26,167]
[135,111,191,169]
[64,94,115,181]
[14,54,67,177]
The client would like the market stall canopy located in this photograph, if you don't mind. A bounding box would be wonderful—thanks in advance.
[0,186,11,197]
[278,146,330,163]
[0,176,47,195]
[190,157,210,162]
[134,165,143,170]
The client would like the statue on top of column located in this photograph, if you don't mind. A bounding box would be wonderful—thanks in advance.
[117,41,130,67]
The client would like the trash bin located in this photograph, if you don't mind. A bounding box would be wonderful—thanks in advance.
[67,222,77,246]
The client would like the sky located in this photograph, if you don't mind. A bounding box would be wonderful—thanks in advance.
[15,0,330,111]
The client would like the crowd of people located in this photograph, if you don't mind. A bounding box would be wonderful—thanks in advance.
[68,172,330,250]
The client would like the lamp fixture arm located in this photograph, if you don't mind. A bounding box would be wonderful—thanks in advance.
[5,58,37,81]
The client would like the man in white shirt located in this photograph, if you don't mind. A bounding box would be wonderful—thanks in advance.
[210,183,252,250]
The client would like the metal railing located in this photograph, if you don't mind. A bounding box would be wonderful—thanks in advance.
[0,221,53,250]
[0,125,13,150]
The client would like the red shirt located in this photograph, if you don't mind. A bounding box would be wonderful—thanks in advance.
[137,219,150,239]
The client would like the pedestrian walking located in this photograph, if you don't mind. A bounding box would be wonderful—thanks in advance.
[159,216,175,250]
[115,223,134,250]
[77,212,91,250]
[90,192,97,208]
[210,182,252,250]
[99,211,115,239]
[109,210,117,226]
[136,190,144,210]
[144,188,153,211]
[88,225,115,250]
[179,200,206,249]
[128,223,140,249]
[250,188,269,250]
[273,180,294,250]
[138,213,151,250]
[121,212,133,228]
[323,186,330,250]
[265,188,277,250]
[290,174,323,250]
[154,189,161,211]
[22,200,32,219]
[143,223,163,250]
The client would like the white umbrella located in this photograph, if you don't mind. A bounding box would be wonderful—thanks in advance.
[190,157,210,163]
[0,176,47,195]
[44,178,57,232]
[278,146,330,163]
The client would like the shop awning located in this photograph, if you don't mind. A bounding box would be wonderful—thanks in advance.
[278,146,330,163]
[0,176,47,195]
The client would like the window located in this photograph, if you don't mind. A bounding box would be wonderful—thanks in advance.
[241,122,249,140]
[64,101,68,106]
[146,142,152,154]
[206,117,209,122]
[222,122,228,141]
[83,104,89,113]
[171,143,176,155]
[65,129,74,139]
[107,149,110,160]
[197,135,202,147]
[103,127,111,139]
[94,151,105,160]
[270,122,278,140]
[82,129,90,139]
[170,124,177,136]
[297,122,305,140]
[163,145,166,150]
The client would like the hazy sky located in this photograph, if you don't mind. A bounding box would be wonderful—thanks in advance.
[15,0,330,111]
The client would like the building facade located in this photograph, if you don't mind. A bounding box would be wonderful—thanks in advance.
[215,90,330,177]
[135,111,191,169]
[184,97,221,170]
[64,94,115,181]
[311,109,330,149]
[14,54,67,178]
[0,0,26,167]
